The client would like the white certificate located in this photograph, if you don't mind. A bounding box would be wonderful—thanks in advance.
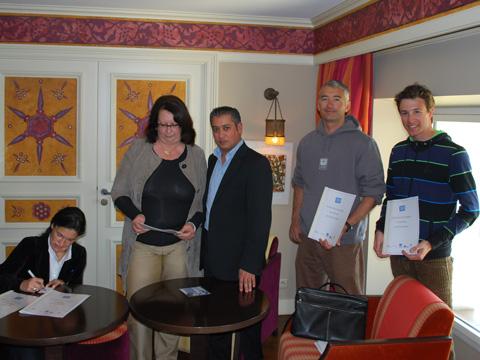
[384,196,420,255]
[142,223,179,235]
[308,187,356,246]
[0,290,37,319]
[19,289,90,318]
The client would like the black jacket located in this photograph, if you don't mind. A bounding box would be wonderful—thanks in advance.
[201,143,273,281]
[0,234,86,293]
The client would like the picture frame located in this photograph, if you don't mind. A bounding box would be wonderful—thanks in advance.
[246,140,293,205]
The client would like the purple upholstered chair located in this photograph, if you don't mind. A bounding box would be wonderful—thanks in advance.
[259,236,282,342]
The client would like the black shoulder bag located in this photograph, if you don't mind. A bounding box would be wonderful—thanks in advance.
[291,282,368,341]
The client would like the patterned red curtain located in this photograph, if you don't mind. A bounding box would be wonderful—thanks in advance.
[316,53,373,135]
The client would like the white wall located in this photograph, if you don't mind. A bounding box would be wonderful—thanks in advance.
[218,62,316,313]
[366,98,405,294]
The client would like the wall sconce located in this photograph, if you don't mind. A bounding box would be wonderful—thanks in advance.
[264,88,285,146]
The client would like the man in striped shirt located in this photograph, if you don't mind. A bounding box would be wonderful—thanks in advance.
[374,83,479,308]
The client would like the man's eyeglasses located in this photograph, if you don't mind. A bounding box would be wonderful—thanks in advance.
[158,123,180,129]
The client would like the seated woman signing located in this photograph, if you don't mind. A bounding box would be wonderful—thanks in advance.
[0,206,87,294]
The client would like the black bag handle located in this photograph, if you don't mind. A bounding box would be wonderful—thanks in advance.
[318,282,349,295]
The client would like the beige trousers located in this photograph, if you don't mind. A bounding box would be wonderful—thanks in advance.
[126,241,187,360]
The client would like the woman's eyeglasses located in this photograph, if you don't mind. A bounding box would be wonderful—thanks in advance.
[158,123,180,129]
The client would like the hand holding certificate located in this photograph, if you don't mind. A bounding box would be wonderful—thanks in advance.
[383,196,419,255]
[308,187,356,246]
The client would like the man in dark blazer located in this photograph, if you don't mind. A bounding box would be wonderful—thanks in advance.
[201,106,273,359]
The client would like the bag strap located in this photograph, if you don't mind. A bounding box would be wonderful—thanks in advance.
[318,282,349,294]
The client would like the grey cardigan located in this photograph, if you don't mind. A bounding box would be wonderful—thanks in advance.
[111,138,207,289]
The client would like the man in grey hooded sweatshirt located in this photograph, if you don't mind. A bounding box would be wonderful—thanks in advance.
[290,80,385,294]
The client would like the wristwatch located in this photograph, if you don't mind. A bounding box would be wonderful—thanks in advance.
[344,221,352,233]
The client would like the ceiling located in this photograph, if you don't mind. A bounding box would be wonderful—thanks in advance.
[0,0,352,25]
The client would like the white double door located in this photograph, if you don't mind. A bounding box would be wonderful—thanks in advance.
[0,46,215,289]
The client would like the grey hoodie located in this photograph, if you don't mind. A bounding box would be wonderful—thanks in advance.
[292,115,385,244]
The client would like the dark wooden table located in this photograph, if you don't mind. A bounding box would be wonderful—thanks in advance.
[0,284,129,357]
[129,277,269,359]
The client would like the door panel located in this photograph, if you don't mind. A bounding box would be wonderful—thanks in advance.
[0,58,98,284]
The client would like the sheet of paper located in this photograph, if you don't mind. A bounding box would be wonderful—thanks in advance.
[142,223,179,235]
[314,339,329,353]
[308,187,356,245]
[19,289,90,318]
[0,290,37,319]
[179,286,210,297]
[383,196,420,255]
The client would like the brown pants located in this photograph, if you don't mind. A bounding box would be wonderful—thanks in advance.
[295,236,365,295]
[390,256,453,308]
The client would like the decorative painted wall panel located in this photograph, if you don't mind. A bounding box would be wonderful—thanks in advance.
[116,243,124,294]
[4,77,77,176]
[115,79,186,168]
[5,199,77,223]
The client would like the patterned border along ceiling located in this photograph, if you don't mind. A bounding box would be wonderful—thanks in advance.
[313,0,479,54]
[0,0,478,54]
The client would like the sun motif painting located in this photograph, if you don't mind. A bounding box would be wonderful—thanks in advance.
[116,79,186,168]
[4,77,77,176]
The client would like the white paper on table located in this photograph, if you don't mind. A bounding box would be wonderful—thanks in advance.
[19,289,90,318]
[308,187,356,246]
[383,196,420,255]
[0,290,37,319]
[142,223,179,235]
[314,339,329,354]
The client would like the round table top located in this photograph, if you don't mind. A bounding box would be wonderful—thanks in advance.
[129,277,270,335]
[0,284,129,346]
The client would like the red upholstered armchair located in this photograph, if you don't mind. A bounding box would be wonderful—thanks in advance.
[279,275,454,360]
[259,236,281,342]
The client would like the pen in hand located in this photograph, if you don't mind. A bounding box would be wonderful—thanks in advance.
[27,269,44,293]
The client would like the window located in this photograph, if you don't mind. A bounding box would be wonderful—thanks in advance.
[435,110,480,332]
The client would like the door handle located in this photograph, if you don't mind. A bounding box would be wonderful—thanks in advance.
[100,188,111,196]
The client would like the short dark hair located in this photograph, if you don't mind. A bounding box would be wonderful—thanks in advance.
[321,80,350,102]
[145,95,196,145]
[42,207,86,237]
[394,84,435,112]
[209,106,241,125]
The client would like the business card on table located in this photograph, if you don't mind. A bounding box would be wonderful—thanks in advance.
[179,286,210,297]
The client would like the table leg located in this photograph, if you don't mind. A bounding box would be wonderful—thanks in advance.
[232,332,241,360]
[45,345,64,360]
[190,334,208,360]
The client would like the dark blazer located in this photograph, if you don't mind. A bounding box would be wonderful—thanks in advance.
[201,142,273,281]
[0,234,86,293]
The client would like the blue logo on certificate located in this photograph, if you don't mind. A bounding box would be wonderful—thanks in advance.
[399,205,406,212]
[335,197,342,204]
